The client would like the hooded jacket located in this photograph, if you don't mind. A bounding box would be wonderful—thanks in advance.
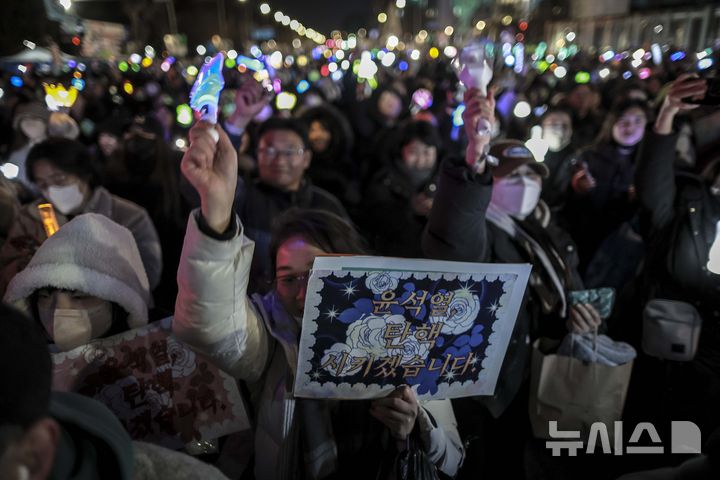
[422,157,583,417]
[4,213,152,328]
[50,391,228,480]
[173,211,464,480]
[0,186,162,297]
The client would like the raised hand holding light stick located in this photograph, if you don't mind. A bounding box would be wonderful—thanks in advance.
[190,53,226,142]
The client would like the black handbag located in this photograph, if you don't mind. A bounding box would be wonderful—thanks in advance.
[377,435,440,480]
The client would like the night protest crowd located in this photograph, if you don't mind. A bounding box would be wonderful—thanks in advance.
[0,25,719,480]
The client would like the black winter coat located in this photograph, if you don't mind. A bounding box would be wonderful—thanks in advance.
[233,177,349,294]
[422,157,583,417]
[364,162,436,258]
[636,129,720,372]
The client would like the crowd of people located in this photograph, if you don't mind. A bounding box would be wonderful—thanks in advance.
[0,34,719,480]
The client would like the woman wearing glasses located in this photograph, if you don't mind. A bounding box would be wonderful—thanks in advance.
[173,120,463,480]
[0,138,162,297]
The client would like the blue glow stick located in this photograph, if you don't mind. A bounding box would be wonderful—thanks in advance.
[190,53,225,125]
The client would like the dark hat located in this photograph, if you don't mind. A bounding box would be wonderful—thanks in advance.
[0,303,52,427]
[489,140,549,178]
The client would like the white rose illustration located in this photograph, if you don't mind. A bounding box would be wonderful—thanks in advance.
[82,345,115,365]
[320,342,370,377]
[144,388,172,416]
[346,314,403,357]
[97,377,138,417]
[393,335,431,364]
[365,271,402,295]
[430,289,481,335]
[328,315,431,368]
[167,337,197,378]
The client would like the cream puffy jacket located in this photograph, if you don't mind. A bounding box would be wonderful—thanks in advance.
[173,211,464,480]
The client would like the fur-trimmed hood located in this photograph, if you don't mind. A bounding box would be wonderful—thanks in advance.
[4,213,151,327]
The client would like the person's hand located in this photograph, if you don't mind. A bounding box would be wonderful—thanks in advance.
[462,88,496,173]
[227,78,272,131]
[567,303,602,333]
[571,165,596,193]
[181,122,237,234]
[655,74,708,135]
[411,193,434,217]
[370,385,419,440]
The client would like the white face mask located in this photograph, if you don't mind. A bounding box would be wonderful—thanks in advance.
[542,125,572,152]
[491,175,542,219]
[47,304,113,351]
[45,184,85,214]
[20,118,47,142]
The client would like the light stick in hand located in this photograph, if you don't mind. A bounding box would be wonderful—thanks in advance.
[190,53,226,142]
[456,39,494,137]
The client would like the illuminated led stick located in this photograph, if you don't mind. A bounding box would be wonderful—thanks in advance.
[455,39,494,137]
[38,203,60,237]
[189,53,225,142]
[43,83,78,112]
[453,38,499,166]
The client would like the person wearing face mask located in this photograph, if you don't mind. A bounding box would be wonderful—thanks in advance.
[5,102,49,194]
[568,98,651,277]
[172,120,464,479]
[421,87,601,480]
[0,303,232,480]
[363,120,442,257]
[0,138,162,297]
[537,105,578,217]
[103,118,185,312]
[3,213,152,352]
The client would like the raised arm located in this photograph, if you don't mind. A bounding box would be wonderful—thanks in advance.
[636,74,708,233]
[422,88,495,262]
[173,120,269,381]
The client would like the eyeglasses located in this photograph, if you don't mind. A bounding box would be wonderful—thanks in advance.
[275,270,311,292]
[258,146,305,160]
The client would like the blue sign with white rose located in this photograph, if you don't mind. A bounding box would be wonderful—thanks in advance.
[294,257,531,400]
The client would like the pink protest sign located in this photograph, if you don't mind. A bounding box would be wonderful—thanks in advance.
[52,317,250,449]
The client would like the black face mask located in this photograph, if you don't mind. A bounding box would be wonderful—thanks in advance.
[397,162,434,190]
[123,137,157,174]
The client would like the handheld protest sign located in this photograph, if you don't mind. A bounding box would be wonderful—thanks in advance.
[293,256,530,401]
[190,53,225,140]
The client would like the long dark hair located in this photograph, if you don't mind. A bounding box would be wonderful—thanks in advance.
[269,208,368,275]
[593,98,652,147]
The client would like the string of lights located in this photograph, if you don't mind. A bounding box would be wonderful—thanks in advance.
[258,2,327,45]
